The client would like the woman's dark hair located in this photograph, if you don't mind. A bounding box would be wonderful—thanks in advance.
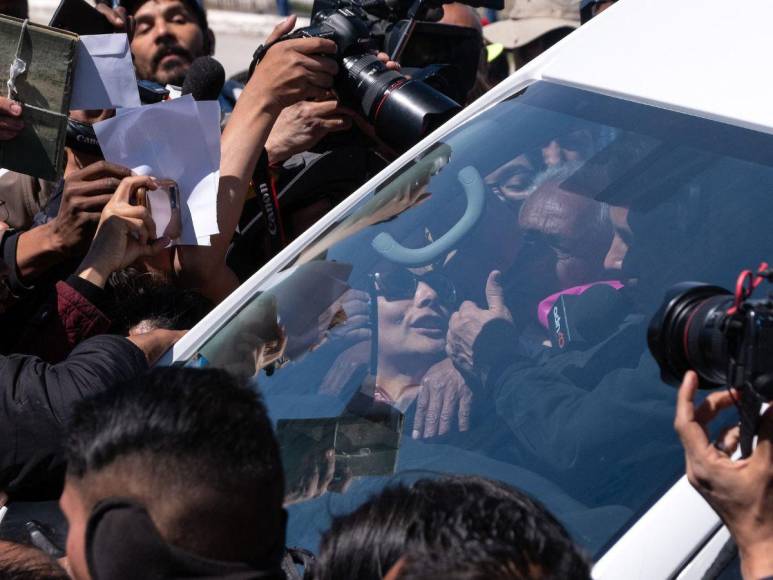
[310,475,590,580]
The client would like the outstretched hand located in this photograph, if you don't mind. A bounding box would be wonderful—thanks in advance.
[675,371,773,579]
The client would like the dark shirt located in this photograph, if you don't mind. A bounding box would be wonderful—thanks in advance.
[0,335,148,500]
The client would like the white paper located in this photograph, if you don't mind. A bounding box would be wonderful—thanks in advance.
[93,95,221,246]
[70,34,140,110]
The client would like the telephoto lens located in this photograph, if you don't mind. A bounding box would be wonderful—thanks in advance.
[647,283,734,388]
[339,53,461,151]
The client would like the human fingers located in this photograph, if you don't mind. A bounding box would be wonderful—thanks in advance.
[265,14,297,44]
[72,160,132,182]
[0,116,24,132]
[412,383,429,439]
[753,405,773,463]
[318,449,336,496]
[318,116,352,133]
[693,389,739,427]
[112,175,157,204]
[485,270,507,313]
[437,383,460,437]
[141,236,171,257]
[0,97,22,118]
[121,215,152,245]
[69,176,124,198]
[674,371,713,456]
[95,2,125,28]
[303,99,341,116]
[376,52,400,70]
[458,385,472,432]
[74,194,114,213]
[296,53,339,76]
[713,424,741,457]
[289,36,337,56]
[422,383,443,439]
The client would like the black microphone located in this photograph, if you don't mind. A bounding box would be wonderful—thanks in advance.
[181,56,226,101]
[547,284,630,350]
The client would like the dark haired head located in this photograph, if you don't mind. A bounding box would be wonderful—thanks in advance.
[312,475,590,580]
[0,541,68,580]
[63,368,285,570]
[108,268,212,335]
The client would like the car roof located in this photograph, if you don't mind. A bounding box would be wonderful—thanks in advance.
[537,0,773,136]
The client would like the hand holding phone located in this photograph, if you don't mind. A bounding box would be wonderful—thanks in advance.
[133,179,183,241]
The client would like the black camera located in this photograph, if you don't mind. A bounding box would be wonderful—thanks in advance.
[648,265,773,454]
[279,5,462,152]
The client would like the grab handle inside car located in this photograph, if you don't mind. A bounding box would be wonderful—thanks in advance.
[371,165,485,266]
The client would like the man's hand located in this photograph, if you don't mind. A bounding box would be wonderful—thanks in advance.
[446,270,513,375]
[94,2,130,32]
[76,176,168,288]
[412,358,472,439]
[246,16,338,113]
[265,100,354,164]
[50,161,133,258]
[675,371,773,580]
[0,98,23,141]
[127,328,187,365]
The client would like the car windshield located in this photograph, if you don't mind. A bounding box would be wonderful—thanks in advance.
[184,81,772,556]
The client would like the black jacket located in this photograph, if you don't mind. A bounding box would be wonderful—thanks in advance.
[0,334,148,500]
[473,315,684,508]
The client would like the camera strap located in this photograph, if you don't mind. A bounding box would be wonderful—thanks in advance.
[252,149,287,254]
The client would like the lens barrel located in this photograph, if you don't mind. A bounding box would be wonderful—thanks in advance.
[341,53,461,151]
[647,283,733,388]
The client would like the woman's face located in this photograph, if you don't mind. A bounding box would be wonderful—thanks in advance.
[377,273,452,361]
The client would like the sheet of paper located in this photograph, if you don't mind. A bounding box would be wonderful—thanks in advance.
[70,34,140,110]
[93,95,221,246]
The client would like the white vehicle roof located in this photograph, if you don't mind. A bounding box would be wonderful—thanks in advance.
[538,0,773,136]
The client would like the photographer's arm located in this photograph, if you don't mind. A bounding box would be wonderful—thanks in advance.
[675,372,773,580]
[173,16,339,303]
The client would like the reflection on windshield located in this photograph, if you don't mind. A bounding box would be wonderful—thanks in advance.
[191,82,772,556]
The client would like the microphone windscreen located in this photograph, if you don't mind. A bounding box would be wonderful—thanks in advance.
[547,284,629,349]
[181,57,226,102]
[571,283,629,344]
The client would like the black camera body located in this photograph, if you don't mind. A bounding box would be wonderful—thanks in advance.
[648,266,773,455]
[279,4,461,152]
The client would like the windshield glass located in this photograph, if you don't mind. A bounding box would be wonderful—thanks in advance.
[186,81,772,556]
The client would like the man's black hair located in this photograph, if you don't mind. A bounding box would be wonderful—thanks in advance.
[396,545,547,580]
[311,475,590,580]
[65,368,285,567]
[107,268,212,334]
[0,541,68,580]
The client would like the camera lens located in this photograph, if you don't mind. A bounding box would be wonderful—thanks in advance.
[340,53,461,151]
[647,283,733,388]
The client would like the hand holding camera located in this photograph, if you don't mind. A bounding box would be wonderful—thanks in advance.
[675,371,773,580]
[244,16,339,115]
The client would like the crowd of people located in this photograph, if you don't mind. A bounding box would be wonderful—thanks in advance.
[1,0,773,577]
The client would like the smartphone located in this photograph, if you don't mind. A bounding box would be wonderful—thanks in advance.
[49,0,115,35]
[134,179,182,241]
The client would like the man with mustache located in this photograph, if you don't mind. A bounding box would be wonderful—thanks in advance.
[124,0,213,87]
